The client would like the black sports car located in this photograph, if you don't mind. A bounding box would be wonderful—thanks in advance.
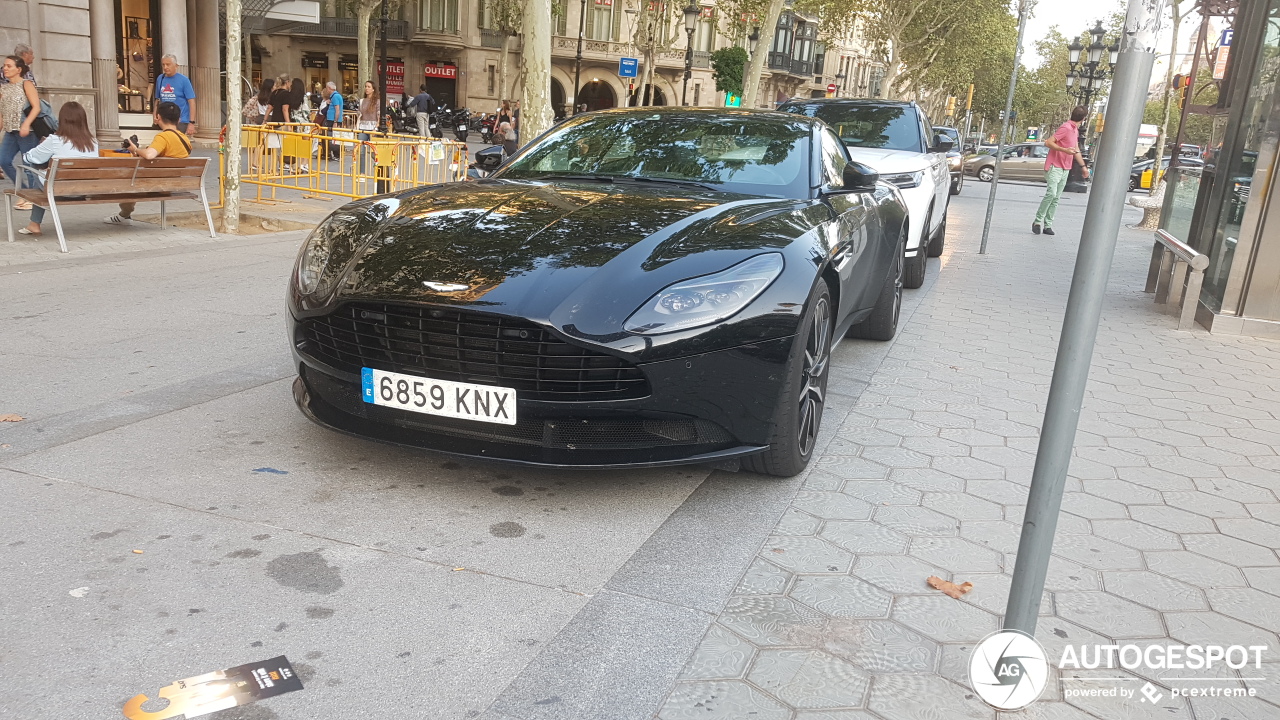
[288,108,909,476]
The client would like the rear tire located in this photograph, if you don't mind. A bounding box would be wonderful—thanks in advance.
[742,282,833,478]
[847,235,903,341]
[979,166,994,182]
[927,215,946,258]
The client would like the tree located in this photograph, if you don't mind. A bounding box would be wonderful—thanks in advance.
[482,0,523,102]
[1152,0,1187,181]
[888,0,1015,103]
[521,0,553,141]
[350,0,406,101]
[710,46,749,97]
[629,1,680,106]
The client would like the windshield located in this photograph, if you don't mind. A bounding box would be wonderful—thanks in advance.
[781,103,921,151]
[496,113,809,197]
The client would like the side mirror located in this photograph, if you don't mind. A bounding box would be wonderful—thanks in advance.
[840,161,878,191]
[930,134,954,153]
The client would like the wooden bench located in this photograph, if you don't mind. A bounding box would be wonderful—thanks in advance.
[5,156,215,253]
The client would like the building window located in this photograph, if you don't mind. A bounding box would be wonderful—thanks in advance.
[422,0,458,33]
[555,0,569,35]
[694,9,715,53]
[488,64,496,95]
[586,0,619,41]
[693,83,701,105]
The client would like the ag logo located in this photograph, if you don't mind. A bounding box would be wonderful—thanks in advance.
[969,630,1049,710]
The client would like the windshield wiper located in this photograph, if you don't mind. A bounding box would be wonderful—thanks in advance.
[617,176,721,192]
[535,174,616,183]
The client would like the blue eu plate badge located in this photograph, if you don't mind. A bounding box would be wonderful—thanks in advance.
[361,367,374,402]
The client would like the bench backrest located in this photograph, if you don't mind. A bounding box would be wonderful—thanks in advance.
[45,157,209,197]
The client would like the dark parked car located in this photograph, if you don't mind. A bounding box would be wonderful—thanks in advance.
[1129,156,1203,192]
[934,126,963,195]
[289,108,909,476]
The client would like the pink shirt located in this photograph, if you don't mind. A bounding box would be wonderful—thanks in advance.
[1046,120,1078,170]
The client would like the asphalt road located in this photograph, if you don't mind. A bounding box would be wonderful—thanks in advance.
[0,180,959,719]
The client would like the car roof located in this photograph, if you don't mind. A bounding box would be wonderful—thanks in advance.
[584,106,825,131]
[778,98,915,110]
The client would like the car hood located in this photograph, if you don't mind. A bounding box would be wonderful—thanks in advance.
[844,147,929,174]
[316,179,819,339]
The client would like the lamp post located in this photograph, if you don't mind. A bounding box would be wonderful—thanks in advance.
[834,72,846,97]
[681,3,698,105]
[740,25,759,104]
[574,0,587,114]
[1064,20,1119,192]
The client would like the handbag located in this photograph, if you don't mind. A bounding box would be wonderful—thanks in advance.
[24,98,57,138]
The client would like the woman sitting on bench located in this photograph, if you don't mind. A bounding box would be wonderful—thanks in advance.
[16,100,97,236]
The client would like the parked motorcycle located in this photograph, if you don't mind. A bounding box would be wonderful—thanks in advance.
[476,113,496,145]
[450,107,471,143]
[386,105,412,135]
[427,107,444,139]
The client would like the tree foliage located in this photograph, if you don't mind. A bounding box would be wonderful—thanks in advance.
[710,46,749,96]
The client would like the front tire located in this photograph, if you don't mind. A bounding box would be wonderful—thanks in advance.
[903,211,930,289]
[950,175,963,195]
[847,234,903,341]
[742,282,833,477]
[979,166,994,182]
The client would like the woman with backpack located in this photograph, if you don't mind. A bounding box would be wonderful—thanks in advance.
[15,101,97,236]
[1,55,42,210]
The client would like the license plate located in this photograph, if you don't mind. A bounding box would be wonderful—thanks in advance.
[362,368,516,425]
[457,125,467,131]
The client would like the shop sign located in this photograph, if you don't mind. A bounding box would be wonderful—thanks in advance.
[424,64,458,79]
[1213,29,1233,80]
[302,54,329,69]
[379,59,405,96]
[338,55,359,71]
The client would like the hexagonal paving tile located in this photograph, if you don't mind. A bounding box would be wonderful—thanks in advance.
[909,436,973,458]
[1090,519,1182,551]
[776,507,824,536]
[792,491,875,521]
[959,520,1023,555]
[891,594,998,642]
[821,618,938,672]
[1164,491,1250,519]
[1193,478,1278,504]
[873,506,959,536]
[1060,492,1129,519]
[735,557,794,596]
[909,536,1003,573]
[746,648,870,709]
[1188,695,1278,720]
[1217,518,1280,549]
[1051,534,1145,571]
[1061,670,1192,720]
[860,446,932,469]
[930,455,1005,480]
[820,521,909,555]
[793,710,880,720]
[764,536,854,574]
[1101,570,1208,611]
[962,480,1030,505]
[1116,466,1196,492]
[659,679,791,720]
[1165,610,1280,648]
[718,596,824,647]
[1144,550,1248,588]
[939,428,1007,446]
[888,468,967,492]
[1130,505,1217,534]
[1242,566,1280,597]
[1205,587,1280,630]
[868,672,993,720]
[681,624,755,679]
[956,573,1053,616]
[1055,591,1166,638]
[791,575,893,619]
[853,555,950,595]
[921,492,1004,520]
[813,456,892,480]
[1181,534,1279,567]
[841,480,923,506]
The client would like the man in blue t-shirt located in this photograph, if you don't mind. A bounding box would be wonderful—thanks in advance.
[320,82,345,160]
[154,53,197,134]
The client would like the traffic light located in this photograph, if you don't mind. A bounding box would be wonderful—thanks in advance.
[945,96,956,117]
[1173,73,1191,108]
[998,110,1005,120]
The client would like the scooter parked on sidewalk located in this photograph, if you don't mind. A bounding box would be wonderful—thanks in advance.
[450,108,471,143]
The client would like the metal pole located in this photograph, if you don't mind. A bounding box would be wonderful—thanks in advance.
[682,29,694,105]
[379,0,388,131]
[1003,0,1165,635]
[223,0,241,233]
[979,0,1029,255]
[574,0,586,113]
[1170,18,1209,172]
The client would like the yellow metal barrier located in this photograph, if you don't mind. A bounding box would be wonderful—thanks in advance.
[231,123,468,204]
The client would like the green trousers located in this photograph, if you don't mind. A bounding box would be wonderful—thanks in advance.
[1035,166,1071,228]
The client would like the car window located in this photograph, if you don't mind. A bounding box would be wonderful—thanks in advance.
[819,130,849,187]
[780,103,922,152]
[1004,146,1024,159]
[1032,145,1049,159]
[500,113,810,197]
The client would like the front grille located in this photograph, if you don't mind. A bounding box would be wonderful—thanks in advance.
[382,410,733,450]
[303,303,650,401]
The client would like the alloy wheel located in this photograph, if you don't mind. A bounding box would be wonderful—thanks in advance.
[797,296,831,456]
[979,166,994,182]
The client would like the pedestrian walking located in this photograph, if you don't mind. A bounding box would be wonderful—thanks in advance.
[287,77,310,173]
[355,80,379,181]
[320,81,343,161]
[15,101,97,236]
[13,44,34,84]
[496,100,512,129]
[267,74,292,171]
[155,53,196,135]
[1033,106,1090,236]
[1,55,42,211]
[407,83,436,137]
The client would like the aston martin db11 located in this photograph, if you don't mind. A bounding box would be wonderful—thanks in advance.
[288,108,909,476]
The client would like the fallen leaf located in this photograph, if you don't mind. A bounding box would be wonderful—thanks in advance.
[771,548,785,554]
[0,414,23,422]
[927,576,974,599]
[452,567,465,571]
[69,587,90,598]
[132,549,144,554]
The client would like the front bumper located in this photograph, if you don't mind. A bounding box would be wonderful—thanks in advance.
[291,333,794,468]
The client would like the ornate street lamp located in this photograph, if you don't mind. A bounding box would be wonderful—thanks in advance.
[834,71,846,97]
[748,25,760,54]
[1063,19,1117,192]
[682,3,699,105]
[574,0,587,114]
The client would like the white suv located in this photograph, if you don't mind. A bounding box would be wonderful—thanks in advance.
[779,99,953,288]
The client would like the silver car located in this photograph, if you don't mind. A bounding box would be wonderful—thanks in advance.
[964,142,1050,182]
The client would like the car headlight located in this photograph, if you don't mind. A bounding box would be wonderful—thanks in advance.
[295,213,360,296]
[624,254,784,335]
[948,155,962,170]
[881,171,923,189]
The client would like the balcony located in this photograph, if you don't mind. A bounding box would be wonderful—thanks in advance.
[550,38,709,70]
[767,52,813,77]
[481,28,508,48]
[272,16,410,40]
